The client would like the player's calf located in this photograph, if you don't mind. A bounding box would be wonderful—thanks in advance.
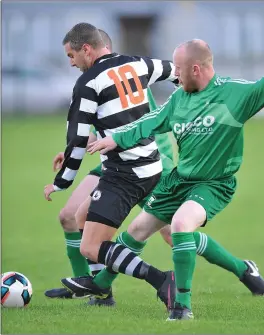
[98,241,175,308]
[62,241,176,309]
[80,219,117,262]
[170,200,206,315]
[159,225,172,247]
[80,241,100,262]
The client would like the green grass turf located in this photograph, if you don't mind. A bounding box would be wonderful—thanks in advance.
[2,115,264,334]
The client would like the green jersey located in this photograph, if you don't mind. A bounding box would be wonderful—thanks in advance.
[147,89,174,174]
[114,75,264,180]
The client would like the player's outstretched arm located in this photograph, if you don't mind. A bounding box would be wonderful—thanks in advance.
[141,56,178,86]
[87,92,176,155]
[245,77,264,120]
[114,92,176,150]
[44,81,98,201]
[227,77,264,122]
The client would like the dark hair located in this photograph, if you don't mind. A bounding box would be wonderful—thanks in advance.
[63,23,104,51]
[98,29,113,52]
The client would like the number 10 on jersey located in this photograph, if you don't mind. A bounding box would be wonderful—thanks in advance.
[107,64,145,108]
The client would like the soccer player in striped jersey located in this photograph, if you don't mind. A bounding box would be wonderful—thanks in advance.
[44,23,178,307]
[45,29,175,302]
[44,29,115,301]
[44,29,174,302]
[75,88,175,306]
[83,39,264,320]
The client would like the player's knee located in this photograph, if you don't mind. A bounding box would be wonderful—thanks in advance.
[58,207,77,232]
[171,217,188,232]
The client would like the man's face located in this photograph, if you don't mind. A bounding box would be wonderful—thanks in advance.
[173,48,199,93]
[64,42,90,73]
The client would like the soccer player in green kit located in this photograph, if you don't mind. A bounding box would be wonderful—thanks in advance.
[83,39,264,320]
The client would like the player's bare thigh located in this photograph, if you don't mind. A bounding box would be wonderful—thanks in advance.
[59,174,99,232]
[127,210,167,242]
[76,197,93,230]
[73,131,100,230]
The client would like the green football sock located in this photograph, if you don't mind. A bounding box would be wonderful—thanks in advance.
[93,268,118,289]
[194,232,247,278]
[93,231,146,289]
[172,232,197,310]
[64,232,91,276]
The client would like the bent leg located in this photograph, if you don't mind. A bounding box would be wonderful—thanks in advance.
[59,175,99,277]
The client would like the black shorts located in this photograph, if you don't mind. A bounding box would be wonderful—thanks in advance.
[87,170,161,228]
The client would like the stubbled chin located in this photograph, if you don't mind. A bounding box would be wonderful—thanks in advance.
[183,85,192,93]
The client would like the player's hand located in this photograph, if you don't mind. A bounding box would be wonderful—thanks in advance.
[87,137,117,155]
[53,152,64,172]
[87,132,97,151]
[44,184,55,201]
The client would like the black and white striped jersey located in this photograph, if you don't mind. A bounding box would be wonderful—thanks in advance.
[53,52,177,190]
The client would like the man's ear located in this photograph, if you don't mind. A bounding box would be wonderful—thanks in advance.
[193,64,200,76]
[82,44,91,54]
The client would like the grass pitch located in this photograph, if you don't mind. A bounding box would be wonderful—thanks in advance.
[2,115,264,334]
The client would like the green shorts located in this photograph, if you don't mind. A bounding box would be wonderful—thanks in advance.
[89,163,103,177]
[143,168,237,224]
[138,170,172,209]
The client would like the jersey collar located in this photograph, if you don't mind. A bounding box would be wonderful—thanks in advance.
[94,53,119,65]
[191,74,217,95]
[205,73,217,90]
